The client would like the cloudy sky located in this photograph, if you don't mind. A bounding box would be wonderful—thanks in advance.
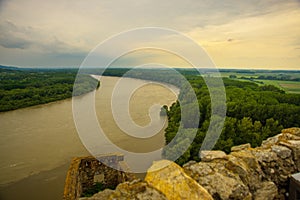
[0,0,300,69]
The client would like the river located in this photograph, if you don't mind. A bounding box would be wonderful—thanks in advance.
[0,76,178,200]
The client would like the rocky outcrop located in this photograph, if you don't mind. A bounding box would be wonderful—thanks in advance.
[145,160,213,200]
[74,128,300,200]
[81,160,213,200]
[184,127,300,199]
[80,180,167,200]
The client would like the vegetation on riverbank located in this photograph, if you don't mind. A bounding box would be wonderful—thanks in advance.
[0,67,99,111]
[162,74,300,165]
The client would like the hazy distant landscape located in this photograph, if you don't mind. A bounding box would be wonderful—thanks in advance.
[215,70,300,94]
[1,64,299,112]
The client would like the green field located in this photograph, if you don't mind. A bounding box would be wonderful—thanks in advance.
[216,71,300,94]
[263,80,300,93]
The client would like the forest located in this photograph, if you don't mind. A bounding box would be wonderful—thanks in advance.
[160,73,300,165]
[0,67,99,111]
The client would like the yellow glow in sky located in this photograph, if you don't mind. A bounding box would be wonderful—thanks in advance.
[0,0,299,69]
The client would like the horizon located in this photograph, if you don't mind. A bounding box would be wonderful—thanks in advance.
[1,64,300,72]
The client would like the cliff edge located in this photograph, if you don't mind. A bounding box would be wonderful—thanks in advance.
[76,128,300,200]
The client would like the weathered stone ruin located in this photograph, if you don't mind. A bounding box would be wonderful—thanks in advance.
[65,128,300,200]
[63,153,135,200]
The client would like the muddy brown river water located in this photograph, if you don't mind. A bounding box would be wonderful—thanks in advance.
[0,76,178,200]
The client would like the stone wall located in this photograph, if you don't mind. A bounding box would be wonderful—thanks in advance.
[63,153,135,200]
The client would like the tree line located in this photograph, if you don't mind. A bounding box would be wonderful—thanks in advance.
[0,68,99,111]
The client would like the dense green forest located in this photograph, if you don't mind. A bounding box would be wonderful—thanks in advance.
[0,68,99,111]
[161,75,300,165]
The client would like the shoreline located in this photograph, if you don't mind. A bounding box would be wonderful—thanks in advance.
[0,75,179,200]
[1,75,180,114]
[90,74,180,98]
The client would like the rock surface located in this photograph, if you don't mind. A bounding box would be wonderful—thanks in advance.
[253,181,277,200]
[200,150,227,162]
[81,128,300,200]
[145,160,213,200]
[184,127,300,200]
[80,180,167,200]
[184,159,252,199]
[231,143,251,152]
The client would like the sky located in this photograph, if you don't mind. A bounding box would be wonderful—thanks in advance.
[0,0,300,70]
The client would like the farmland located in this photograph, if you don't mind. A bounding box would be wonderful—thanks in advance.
[213,70,300,94]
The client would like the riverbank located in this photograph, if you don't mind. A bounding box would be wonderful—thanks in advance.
[0,68,98,112]
[0,76,178,199]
